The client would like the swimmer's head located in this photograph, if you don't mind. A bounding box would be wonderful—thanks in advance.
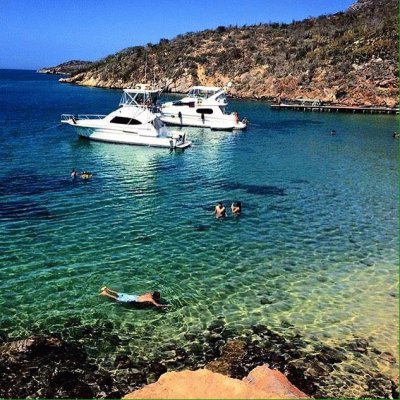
[152,291,161,301]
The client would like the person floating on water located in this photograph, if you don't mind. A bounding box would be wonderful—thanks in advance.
[71,168,78,178]
[330,130,337,136]
[231,201,242,216]
[100,287,168,308]
[80,171,92,179]
[214,201,226,219]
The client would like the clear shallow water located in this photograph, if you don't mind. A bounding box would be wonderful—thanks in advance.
[0,70,398,394]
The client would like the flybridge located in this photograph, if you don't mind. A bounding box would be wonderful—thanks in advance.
[188,86,226,101]
[119,84,161,108]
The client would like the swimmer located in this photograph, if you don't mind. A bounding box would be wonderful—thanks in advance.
[80,171,92,179]
[214,201,226,219]
[71,168,78,178]
[231,201,242,216]
[100,287,168,308]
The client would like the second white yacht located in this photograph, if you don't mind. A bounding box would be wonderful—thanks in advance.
[160,86,247,131]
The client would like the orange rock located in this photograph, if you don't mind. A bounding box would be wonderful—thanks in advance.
[244,365,308,398]
[123,366,308,399]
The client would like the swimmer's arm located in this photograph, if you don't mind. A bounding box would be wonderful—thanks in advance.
[151,299,170,308]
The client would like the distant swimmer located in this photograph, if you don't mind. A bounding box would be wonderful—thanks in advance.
[71,168,78,178]
[393,132,399,139]
[100,287,168,308]
[330,130,337,136]
[214,201,226,219]
[231,201,242,216]
[80,171,92,179]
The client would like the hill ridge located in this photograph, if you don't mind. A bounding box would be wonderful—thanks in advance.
[57,0,397,107]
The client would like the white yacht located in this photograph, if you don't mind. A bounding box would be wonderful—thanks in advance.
[61,84,191,150]
[160,86,247,131]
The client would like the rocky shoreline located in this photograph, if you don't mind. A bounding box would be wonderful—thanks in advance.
[0,320,398,399]
[37,60,92,76]
[57,73,398,109]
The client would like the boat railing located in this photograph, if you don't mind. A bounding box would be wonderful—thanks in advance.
[77,114,106,119]
[61,113,106,122]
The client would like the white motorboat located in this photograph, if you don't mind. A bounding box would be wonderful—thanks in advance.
[61,84,191,150]
[160,86,247,131]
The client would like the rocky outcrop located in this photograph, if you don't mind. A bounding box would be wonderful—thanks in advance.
[55,0,397,107]
[37,60,92,75]
[123,366,308,399]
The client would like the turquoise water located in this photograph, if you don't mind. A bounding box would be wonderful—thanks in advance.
[0,70,398,395]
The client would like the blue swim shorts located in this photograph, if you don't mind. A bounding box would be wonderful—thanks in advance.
[117,293,138,303]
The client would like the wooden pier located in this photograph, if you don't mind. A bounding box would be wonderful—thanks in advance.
[270,102,398,115]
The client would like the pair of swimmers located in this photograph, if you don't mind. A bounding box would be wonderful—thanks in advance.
[71,168,92,179]
[214,201,242,219]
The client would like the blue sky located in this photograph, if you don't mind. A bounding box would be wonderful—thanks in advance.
[1,0,354,70]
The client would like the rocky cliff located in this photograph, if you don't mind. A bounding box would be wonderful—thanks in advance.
[58,0,397,107]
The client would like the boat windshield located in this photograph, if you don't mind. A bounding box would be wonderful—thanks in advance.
[215,92,227,103]
[188,87,219,99]
[119,89,160,107]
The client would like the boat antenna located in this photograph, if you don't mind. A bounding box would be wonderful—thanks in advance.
[153,57,157,88]
[144,51,148,83]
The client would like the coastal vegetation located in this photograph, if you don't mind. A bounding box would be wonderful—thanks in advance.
[57,0,397,107]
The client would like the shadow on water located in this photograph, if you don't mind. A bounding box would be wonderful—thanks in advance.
[291,179,310,184]
[263,119,323,133]
[0,171,79,197]
[0,171,94,221]
[222,182,286,196]
[193,224,210,232]
[0,200,54,221]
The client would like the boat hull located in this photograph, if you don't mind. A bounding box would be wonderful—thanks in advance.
[160,114,246,131]
[75,127,190,149]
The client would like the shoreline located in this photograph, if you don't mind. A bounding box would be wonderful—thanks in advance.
[53,74,399,111]
[0,321,398,399]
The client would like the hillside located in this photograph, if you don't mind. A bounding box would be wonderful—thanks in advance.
[59,0,398,107]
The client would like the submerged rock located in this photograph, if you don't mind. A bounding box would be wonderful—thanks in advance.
[0,327,396,399]
[206,340,248,378]
[0,335,116,398]
[115,354,134,369]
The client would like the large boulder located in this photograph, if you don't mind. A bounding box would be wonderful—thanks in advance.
[123,365,308,399]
